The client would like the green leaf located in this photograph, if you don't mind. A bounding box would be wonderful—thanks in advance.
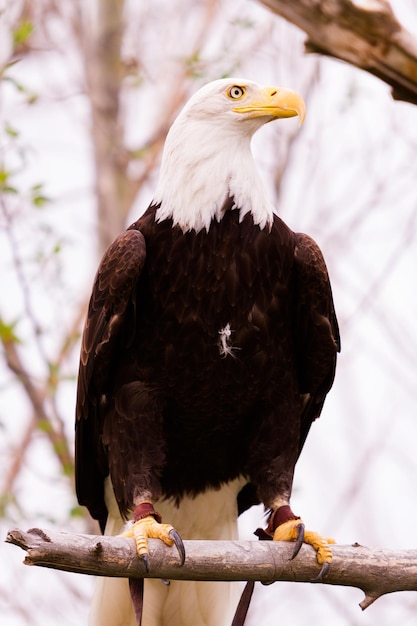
[130,146,149,159]
[0,168,19,194]
[0,318,21,344]
[13,20,34,47]
[230,17,255,28]
[26,92,38,105]
[37,418,51,433]
[5,122,19,138]
[0,168,10,185]
[32,194,50,207]
[70,505,86,519]
[31,184,50,207]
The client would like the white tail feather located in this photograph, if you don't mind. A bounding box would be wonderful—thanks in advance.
[89,478,245,626]
[89,509,136,626]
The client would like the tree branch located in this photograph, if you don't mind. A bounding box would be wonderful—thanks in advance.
[6,527,417,610]
[1,337,74,475]
[258,0,417,105]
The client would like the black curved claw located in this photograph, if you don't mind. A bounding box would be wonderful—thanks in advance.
[141,553,150,573]
[169,528,185,566]
[313,561,330,582]
[290,522,305,561]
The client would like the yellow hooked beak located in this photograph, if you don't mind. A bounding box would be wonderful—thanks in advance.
[233,86,306,125]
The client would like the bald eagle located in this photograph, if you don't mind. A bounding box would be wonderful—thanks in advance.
[75,78,340,626]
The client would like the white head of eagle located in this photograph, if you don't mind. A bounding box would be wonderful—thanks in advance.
[154,78,306,233]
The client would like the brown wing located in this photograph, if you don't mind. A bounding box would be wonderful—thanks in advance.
[293,232,340,455]
[75,228,146,525]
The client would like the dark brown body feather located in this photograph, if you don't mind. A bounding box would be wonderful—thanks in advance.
[75,201,340,528]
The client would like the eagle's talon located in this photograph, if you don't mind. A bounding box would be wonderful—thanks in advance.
[120,514,185,569]
[272,517,334,576]
[290,522,305,560]
[141,552,150,573]
[313,561,330,582]
[169,528,185,565]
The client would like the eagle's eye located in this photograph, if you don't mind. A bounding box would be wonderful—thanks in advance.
[227,85,245,100]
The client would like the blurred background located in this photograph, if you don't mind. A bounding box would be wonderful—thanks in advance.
[1,0,417,624]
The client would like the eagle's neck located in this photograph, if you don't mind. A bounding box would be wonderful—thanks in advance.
[153,118,275,233]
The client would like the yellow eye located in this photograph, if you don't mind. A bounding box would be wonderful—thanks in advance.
[227,85,245,100]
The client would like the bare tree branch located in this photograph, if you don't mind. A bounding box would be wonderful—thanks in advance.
[1,337,73,475]
[258,0,417,105]
[6,527,417,611]
[1,417,36,509]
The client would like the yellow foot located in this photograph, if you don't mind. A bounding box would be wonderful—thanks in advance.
[120,514,185,571]
[273,518,335,580]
